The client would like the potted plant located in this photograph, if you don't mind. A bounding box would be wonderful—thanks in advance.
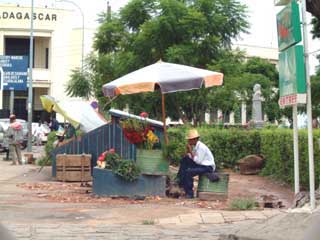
[93,148,166,197]
[96,148,140,182]
[120,116,168,175]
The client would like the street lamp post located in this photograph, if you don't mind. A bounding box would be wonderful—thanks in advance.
[56,0,84,71]
[27,0,34,152]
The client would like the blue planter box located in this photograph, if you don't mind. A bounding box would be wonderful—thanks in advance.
[93,168,166,197]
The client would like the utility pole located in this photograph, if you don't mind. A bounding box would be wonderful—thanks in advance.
[27,0,34,152]
[301,0,316,210]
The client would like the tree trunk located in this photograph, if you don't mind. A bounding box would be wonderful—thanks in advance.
[307,0,320,20]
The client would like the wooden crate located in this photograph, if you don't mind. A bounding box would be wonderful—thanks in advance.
[197,173,229,201]
[197,192,228,201]
[56,154,92,182]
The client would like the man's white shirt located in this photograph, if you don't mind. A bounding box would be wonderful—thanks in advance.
[192,141,215,170]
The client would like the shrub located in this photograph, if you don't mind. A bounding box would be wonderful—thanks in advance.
[166,127,320,188]
[37,131,57,166]
[166,127,260,169]
[114,160,140,182]
[164,128,187,165]
[260,129,320,188]
[97,149,140,182]
[229,197,257,210]
[104,150,121,170]
[142,219,155,225]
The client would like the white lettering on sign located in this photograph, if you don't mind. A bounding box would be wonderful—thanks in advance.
[0,58,12,68]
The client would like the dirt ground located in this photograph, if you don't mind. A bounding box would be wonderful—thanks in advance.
[17,167,294,210]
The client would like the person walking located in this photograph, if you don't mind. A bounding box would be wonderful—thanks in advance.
[177,129,215,198]
[6,115,23,165]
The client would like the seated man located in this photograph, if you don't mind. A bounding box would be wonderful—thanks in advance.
[177,129,215,198]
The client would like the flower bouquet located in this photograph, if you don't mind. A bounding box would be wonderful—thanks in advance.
[96,148,120,169]
[120,116,159,150]
[120,114,168,175]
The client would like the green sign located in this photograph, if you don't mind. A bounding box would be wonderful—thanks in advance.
[276,1,301,51]
[274,0,292,6]
[279,45,306,106]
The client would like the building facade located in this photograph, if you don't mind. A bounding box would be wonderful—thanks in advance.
[0,4,91,121]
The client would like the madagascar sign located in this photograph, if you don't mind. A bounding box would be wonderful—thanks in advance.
[278,45,306,107]
[276,1,301,51]
[0,11,57,21]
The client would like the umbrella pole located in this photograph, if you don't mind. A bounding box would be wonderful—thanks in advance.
[162,94,169,145]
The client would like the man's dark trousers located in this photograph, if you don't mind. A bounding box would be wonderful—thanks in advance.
[177,156,213,197]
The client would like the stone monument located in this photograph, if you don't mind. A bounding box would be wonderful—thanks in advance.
[252,84,264,128]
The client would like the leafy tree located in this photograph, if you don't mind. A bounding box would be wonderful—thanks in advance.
[307,0,320,20]
[65,67,92,100]
[307,1,320,120]
[91,0,249,124]
[311,69,320,118]
[311,17,320,39]
[209,52,280,122]
[309,0,320,70]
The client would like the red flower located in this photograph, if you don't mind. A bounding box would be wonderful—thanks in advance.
[120,117,158,149]
[139,112,149,118]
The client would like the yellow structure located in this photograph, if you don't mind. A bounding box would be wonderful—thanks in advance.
[0,4,91,121]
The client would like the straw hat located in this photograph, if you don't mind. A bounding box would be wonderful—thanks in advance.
[186,129,200,140]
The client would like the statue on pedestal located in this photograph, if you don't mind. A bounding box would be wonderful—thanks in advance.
[252,84,264,128]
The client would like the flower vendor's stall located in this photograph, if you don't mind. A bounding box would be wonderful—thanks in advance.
[94,61,223,197]
[92,110,167,197]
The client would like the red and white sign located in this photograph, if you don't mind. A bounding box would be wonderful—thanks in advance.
[279,93,306,107]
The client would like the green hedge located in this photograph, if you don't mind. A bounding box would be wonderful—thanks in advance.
[166,127,320,188]
[260,129,320,188]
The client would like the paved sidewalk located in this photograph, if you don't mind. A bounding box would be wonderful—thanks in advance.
[157,209,281,225]
[3,222,246,240]
[0,155,316,240]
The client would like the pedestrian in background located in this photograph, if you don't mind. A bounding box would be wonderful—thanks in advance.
[33,121,44,146]
[6,115,23,165]
[49,116,59,131]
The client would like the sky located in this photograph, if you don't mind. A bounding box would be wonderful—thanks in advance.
[1,0,319,73]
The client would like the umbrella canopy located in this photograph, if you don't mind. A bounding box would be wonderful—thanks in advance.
[103,61,223,97]
[40,95,56,113]
[40,95,79,128]
[102,61,224,144]
[40,95,107,132]
[53,100,106,132]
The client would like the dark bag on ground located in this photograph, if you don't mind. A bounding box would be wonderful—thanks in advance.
[204,172,220,182]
